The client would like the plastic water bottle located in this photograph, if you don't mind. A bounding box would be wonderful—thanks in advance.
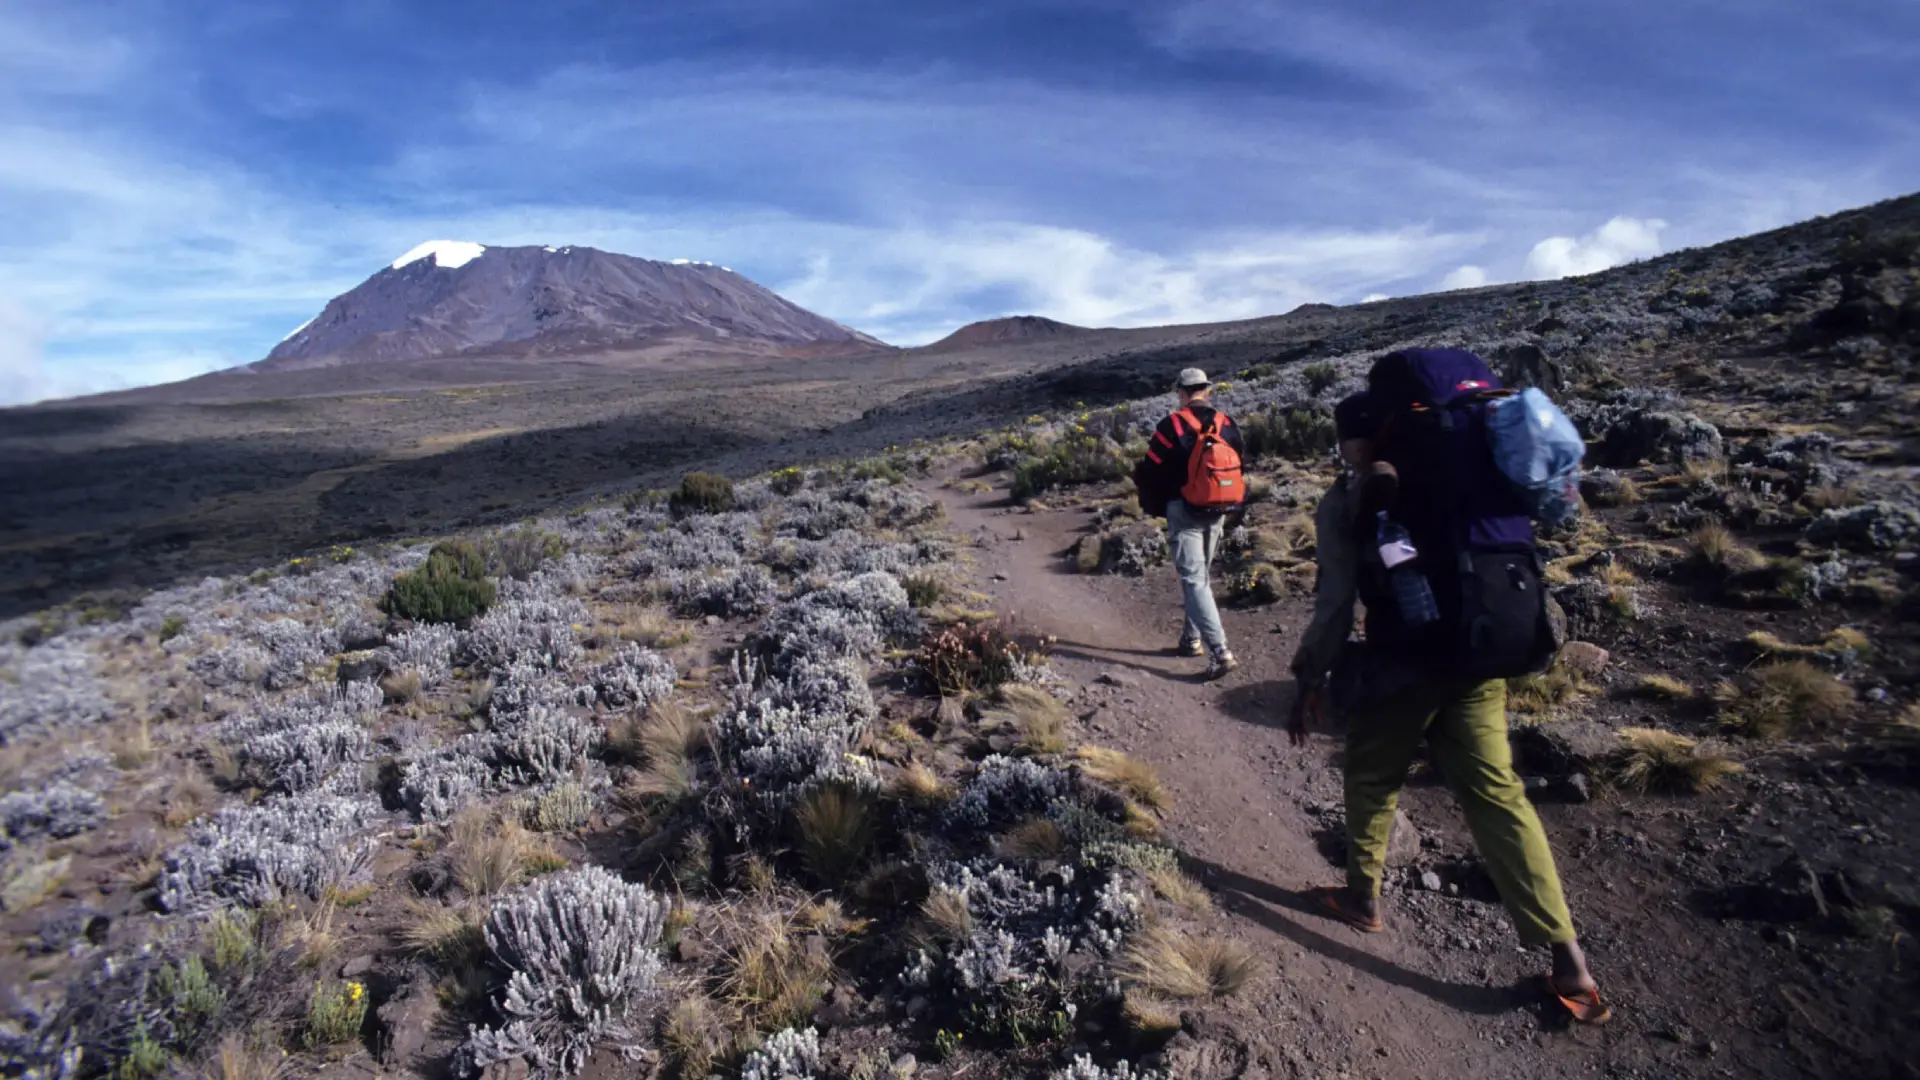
[1376,513,1440,626]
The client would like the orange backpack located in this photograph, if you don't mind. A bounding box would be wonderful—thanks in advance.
[1174,408,1244,511]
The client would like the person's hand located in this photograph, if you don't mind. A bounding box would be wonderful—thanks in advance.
[1287,681,1325,747]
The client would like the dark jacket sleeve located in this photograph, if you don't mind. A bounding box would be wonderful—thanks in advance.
[1134,415,1184,517]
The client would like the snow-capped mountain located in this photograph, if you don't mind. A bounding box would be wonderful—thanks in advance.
[261,242,890,368]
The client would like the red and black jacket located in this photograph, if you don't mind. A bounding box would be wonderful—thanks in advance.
[1132,402,1245,518]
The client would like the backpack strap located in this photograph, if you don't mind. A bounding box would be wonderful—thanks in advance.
[1175,408,1217,438]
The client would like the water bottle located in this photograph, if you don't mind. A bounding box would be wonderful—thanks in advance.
[1376,513,1440,626]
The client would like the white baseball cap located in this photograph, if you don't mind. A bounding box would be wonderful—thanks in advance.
[1175,367,1210,390]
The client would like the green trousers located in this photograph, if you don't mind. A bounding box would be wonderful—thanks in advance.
[1345,677,1577,946]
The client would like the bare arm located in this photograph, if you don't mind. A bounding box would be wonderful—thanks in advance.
[1290,480,1359,682]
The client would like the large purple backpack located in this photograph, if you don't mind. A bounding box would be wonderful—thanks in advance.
[1361,348,1555,679]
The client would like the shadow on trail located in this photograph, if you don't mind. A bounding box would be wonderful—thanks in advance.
[1183,855,1525,1018]
[1047,638,1202,683]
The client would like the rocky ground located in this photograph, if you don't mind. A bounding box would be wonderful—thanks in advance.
[1,193,1917,1080]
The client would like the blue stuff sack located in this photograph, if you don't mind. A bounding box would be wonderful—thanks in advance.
[1485,387,1585,527]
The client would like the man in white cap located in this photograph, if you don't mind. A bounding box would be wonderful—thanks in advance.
[1131,367,1246,678]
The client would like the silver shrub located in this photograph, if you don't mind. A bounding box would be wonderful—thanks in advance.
[157,792,380,911]
[760,571,919,673]
[491,704,603,785]
[1053,1056,1166,1080]
[589,644,676,710]
[776,491,867,540]
[739,1027,821,1080]
[0,639,113,745]
[222,682,381,794]
[463,580,588,674]
[461,865,667,1078]
[401,741,496,821]
[386,624,458,688]
[245,720,370,794]
[944,756,1073,834]
[0,782,106,850]
[712,700,880,820]
[913,859,1142,1003]
[188,636,271,690]
[256,617,342,690]
[626,526,746,576]
[768,657,878,729]
[663,565,778,618]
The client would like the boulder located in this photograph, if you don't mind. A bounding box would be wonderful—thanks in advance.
[1511,719,1618,779]
[376,975,442,1067]
[1556,642,1611,677]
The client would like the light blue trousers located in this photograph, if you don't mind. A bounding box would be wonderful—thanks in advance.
[1167,499,1228,654]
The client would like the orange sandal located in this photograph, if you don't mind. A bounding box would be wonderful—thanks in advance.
[1550,982,1614,1025]
[1311,887,1386,933]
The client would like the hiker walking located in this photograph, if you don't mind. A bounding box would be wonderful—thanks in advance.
[1131,367,1246,679]
[1288,350,1609,1024]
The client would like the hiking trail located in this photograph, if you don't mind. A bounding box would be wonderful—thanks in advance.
[928,478,1665,1080]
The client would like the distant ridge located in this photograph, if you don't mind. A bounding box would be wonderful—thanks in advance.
[925,315,1088,350]
[259,242,890,369]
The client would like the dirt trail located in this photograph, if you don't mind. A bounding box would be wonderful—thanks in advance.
[929,481,1636,1080]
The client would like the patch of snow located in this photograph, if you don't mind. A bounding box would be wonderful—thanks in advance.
[279,316,316,343]
[391,240,487,271]
[544,246,557,253]
[671,258,691,265]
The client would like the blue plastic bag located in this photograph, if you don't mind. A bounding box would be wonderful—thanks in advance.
[1485,388,1584,527]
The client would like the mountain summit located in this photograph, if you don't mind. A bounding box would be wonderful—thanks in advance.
[927,315,1088,350]
[262,243,889,368]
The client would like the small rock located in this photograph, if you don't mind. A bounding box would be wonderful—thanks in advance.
[892,1055,918,1080]
[1096,671,1134,688]
[1556,641,1610,676]
[378,980,441,1066]
[992,572,1010,581]
[340,954,374,979]
[1421,871,1443,892]
[1565,773,1592,803]
[704,615,721,626]
[1386,809,1420,865]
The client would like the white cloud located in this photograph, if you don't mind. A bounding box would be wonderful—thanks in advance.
[1361,292,1390,303]
[1522,216,1667,279]
[1439,264,1489,290]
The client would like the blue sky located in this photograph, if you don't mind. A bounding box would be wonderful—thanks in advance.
[2,0,1916,404]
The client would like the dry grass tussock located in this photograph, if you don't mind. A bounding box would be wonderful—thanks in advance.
[994,817,1066,860]
[889,761,951,804]
[1635,674,1695,701]
[1121,990,1184,1036]
[795,784,877,886]
[1147,866,1214,914]
[712,901,836,1030]
[1507,660,1589,722]
[201,1032,292,1080]
[1076,746,1168,810]
[920,886,974,943]
[661,994,730,1080]
[1716,660,1853,739]
[447,807,530,896]
[1744,627,1872,661]
[1609,728,1742,794]
[396,899,485,966]
[111,717,157,770]
[1690,521,1767,576]
[1120,924,1254,1000]
[999,683,1068,755]
[618,700,708,800]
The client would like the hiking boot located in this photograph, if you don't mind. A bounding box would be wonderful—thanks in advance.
[1174,637,1205,657]
[1205,650,1239,680]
